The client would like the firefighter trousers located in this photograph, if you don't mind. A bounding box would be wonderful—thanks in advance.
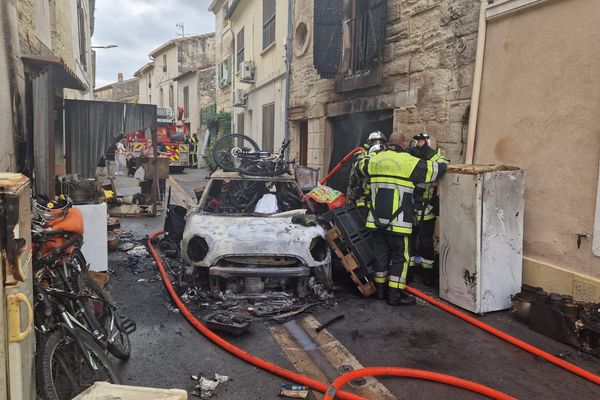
[411,218,436,269]
[371,230,410,290]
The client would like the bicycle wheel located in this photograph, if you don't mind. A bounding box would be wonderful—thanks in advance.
[78,275,132,360]
[238,160,289,176]
[69,248,89,275]
[36,329,121,400]
[212,134,260,171]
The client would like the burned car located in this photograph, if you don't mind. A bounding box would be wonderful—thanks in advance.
[181,170,331,297]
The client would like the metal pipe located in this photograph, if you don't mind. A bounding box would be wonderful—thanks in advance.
[464,0,488,164]
[283,0,294,161]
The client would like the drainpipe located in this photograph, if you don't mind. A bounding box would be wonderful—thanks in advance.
[464,0,488,165]
[283,0,294,161]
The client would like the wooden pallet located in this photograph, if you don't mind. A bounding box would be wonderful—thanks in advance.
[325,226,375,297]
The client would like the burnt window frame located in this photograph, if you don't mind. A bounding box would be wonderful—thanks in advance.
[262,0,276,50]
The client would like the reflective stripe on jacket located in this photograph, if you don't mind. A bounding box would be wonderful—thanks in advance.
[360,149,445,235]
[415,148,449,220]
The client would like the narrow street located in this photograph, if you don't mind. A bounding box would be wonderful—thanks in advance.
[101,167,600,399]
[2,1,600,399]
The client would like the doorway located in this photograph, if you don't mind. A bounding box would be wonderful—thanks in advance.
[327,109,393,192]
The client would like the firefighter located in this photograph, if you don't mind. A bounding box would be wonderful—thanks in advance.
[409,132,449,286]
[189,133,199,168]
[359,132,446,305]
[347,131,387,220]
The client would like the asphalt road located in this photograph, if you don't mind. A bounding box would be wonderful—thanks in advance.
[104,168,600,399]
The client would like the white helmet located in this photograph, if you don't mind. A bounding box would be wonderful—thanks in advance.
[368,131,387,144]
[368,143,386,154]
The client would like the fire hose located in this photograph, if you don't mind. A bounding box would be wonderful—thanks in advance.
[147,146,600,398]
[320,147,365,185]
[149,231,513,399]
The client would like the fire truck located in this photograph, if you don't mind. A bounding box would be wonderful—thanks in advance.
[126,107,190,172]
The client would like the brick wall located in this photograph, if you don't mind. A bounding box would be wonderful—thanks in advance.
[289,0,480,170]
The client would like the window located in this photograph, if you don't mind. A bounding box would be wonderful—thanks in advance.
[236,28,245,72]
[77,0,87,70]
[183,86,189,118]
[263,0,276,50]
[262,103,275,153]
[169,85,174,108]
[148,70,152,88]
[149,94,152,104]
[162,54,167,72]
[218,56,232,86]
[159,88,164,107]
[236,112,245,134]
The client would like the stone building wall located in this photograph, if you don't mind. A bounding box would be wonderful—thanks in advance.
[197,66,216,111]
[289,0,480,171]
[94,77,139,103]
[178,33,215,74]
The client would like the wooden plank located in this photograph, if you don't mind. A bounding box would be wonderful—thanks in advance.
[269,325,326,399]
[301,315,396,400]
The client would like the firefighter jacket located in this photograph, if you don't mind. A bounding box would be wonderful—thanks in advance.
[410,146,449,221]
[347,150,370,208]
[359,148,446,235]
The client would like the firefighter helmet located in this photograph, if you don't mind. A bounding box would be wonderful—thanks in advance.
[367,131,387,145]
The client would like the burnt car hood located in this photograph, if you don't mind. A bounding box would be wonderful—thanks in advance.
[181,210,330,268]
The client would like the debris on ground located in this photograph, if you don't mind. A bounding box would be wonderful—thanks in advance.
[191,373,231,399]
[204,311,250,335]
[308,277,334,301]
[126,258,153,273]
[315,314,345,332]
[118,242,136,252]
[127,245,149,257]
[279,384,309,399]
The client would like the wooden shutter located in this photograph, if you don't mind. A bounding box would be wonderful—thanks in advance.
[313,0,342,79]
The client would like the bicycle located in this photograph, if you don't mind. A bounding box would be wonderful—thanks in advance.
[34,250,135,361]
[34,282,121,400]
[212,134,292,176]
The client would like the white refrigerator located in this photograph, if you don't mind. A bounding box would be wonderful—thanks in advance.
[439,166,524,314]
[0,173,35,400]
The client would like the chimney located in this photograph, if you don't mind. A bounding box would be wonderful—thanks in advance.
[117,73,123,82]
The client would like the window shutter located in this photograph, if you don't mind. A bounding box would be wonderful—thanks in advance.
[366,0,388,63]
[313,0,342,79]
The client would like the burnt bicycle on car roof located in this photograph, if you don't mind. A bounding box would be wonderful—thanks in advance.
[212,134,292,176]
[182,135,331,299]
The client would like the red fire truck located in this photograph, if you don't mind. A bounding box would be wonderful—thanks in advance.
[126,107,189,172]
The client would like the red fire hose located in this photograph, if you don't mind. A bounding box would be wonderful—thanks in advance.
[149,231,515,399]
[320,147,365,185]
[323,367,516,400]
[148,231,363,400]
[404,286,600,386]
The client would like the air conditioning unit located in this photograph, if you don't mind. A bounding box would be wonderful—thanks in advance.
[234,89,247,106]
[219,77,230,88]
[239,61,255,83]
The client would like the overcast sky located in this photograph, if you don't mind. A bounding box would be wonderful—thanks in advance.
[93,0,215,88]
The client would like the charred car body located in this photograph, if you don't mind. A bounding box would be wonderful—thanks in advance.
[181,170,331,297]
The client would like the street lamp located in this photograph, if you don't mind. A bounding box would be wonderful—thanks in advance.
[92,44,118,49]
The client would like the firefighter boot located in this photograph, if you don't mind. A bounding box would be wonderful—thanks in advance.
[375,283,386,300]
[421,266,435,287]
[387,289,416,306]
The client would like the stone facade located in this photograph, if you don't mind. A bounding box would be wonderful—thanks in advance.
[135,33,215,111]
[289,0,480,172]
[94,75,139,103]
[17,0,95,99]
